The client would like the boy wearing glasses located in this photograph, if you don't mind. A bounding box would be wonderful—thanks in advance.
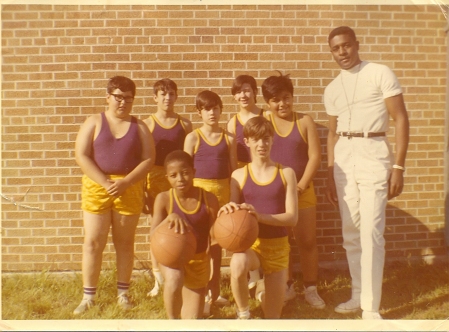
[74,76,155,315]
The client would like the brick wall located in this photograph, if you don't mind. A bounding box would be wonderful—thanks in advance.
[2,4,447,271]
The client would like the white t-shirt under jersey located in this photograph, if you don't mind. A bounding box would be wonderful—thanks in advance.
[324,61,402,134]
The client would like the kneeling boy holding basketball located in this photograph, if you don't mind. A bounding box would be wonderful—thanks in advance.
[218,117,298,319]
[150,150,219,319]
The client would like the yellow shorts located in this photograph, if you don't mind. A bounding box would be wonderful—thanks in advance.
[251,236,290,274]
[298,182,317,210]
[237,161,248,169]
[193,178,230,208]
[184,251,210,290]
[147,165,171,199]
[81,175,144,216]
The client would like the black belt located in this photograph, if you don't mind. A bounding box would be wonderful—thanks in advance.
[338,132,386,139]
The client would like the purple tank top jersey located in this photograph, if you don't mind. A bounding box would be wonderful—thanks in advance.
[170,188,211,253]
[241,164,287,239]
[193,129,231,180]
[269,113,308,181]
[92,112,142,175]
[151,115,187,166]
[233,110,264,164]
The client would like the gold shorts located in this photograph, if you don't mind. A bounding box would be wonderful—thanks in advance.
[81,174,144,216]
[251,236,290,274]
[298,182,317,210]
[193,178,230,208]
[147,165,171,198]
[184,251,210,290]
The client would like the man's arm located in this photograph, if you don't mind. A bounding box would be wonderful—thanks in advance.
[326,115,340,208]
[385,93,409,199]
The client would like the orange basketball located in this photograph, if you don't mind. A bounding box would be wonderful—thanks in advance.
[214,209,258,252]
[150,221,197,269]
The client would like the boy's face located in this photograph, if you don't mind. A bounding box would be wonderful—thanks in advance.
[198,105,221,126]
[329,34,360,70]
[106,88,134,118]
[154,89,177,112]
[267,91,293,120]
[244,134,273,159]
[165,160,195,194]
[233,83,256,108]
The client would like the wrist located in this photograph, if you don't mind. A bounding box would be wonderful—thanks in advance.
[392,164,406,172]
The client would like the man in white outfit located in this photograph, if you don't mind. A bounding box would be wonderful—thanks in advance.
[324,26,409,320]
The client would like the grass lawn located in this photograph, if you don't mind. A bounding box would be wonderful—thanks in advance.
[2,259,448,330]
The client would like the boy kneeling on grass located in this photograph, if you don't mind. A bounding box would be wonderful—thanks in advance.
[218,116,298,319]
[150,150,219,319]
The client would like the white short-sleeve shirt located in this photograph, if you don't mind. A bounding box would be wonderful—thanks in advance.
[324,61,402,134]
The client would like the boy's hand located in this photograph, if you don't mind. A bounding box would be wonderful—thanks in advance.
[105,178,129,197]
[325,177,338,209]
[239,203,260,221]
[165,213,190,234]
[217,202,240,217]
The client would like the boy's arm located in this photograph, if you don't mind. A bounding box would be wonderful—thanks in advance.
[181,116,193,134]
[297,114,321,193]
[206,191,220,244]
[183,131,197,156]
[226,116,236,135]
[150,192,169,237]
[75,115,110,189]
[108,120,155,197]
[326,115,339,208]
[143,116,155,132]
[227,133,238,172]
[246,167,298,227]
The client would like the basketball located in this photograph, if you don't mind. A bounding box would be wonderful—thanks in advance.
[150,221,197,269]
[214,209,258,252]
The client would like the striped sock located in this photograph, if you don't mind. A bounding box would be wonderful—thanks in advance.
[83,286,96,300]
[117,281,130,296]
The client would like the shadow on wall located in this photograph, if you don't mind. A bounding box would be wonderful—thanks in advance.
[297,123,448,271]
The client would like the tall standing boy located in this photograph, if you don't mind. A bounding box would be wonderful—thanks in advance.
[144,78,192,297]
[151,150,219,319]
[219,116,298,319]
[184,90,237,315]
[261,72,325,309]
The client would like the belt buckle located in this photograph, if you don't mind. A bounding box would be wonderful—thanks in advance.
[346,132,352,140]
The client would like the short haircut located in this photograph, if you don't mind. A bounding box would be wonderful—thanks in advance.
[195,90,223,112]
[261,71,293,103]
[164,150,194,170]
[153,78,178,95]
[328,26,357,44]
[231,75,258,102]
[107,76,136,97]
[243,116,274,141]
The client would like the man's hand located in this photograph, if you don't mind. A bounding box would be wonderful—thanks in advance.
[388,169,404,199]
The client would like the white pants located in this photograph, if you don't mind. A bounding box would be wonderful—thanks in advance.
[333,136,392,312]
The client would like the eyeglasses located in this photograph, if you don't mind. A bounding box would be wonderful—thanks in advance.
[110,94,134,103]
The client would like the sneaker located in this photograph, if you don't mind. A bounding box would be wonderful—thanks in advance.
[73,299,94,315]
[203,299,211,317]
[284,283,297,303]
[362,311,383,320]
[214,295,230,307]
[334,298,361,314]
[236,307,250,319]
[117,293,132,310]
[255,279,265,302]
[147,282,160,297]
[304,286,325,309]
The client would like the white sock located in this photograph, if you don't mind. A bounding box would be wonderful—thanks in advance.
[153,268,164,285]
